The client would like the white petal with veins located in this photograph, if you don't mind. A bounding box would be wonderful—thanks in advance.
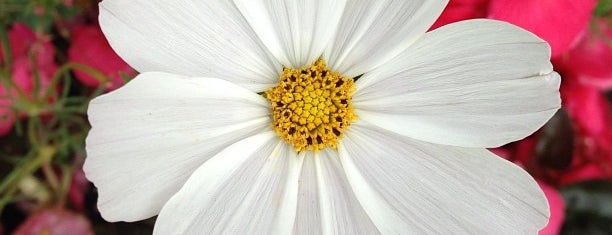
[153,132,302,234]
[294,149,379,234]
[235,0,347,69]
[84,72,270,222]
[354,19,561,148]
[99,0,281,92]
[339,123,549,234]
[324,0,447,77]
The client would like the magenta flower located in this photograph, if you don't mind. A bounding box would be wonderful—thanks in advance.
[555,18,612,90]
[488,0,597,57]
[69,25,136,90]
[13,208,93,235]
[537,182,565,235]
[0,23,57,136]
[430,0,489,30]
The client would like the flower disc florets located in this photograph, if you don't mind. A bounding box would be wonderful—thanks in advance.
[265,59,357,152]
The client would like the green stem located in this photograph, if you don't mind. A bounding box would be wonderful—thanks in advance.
[0,26,11,72]
[0,145,56,213]
[42,163,60,193]
[43,62,109,100]
[57,164,74,207]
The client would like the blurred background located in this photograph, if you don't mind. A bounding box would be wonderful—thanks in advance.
[0,0,610,234]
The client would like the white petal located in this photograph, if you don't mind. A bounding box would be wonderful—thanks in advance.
[354,19,561,148]
[153,133,302,234]
[84,72,270,222]
[339,123,549,234]
[294,149,379,234]
[99,0,281,92]
[234,0,347,69]
[324,0,447,77]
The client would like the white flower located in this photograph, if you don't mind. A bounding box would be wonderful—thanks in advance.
[84,0,561,234]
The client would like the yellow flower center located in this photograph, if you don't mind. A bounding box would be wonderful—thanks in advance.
[265,59,357,152]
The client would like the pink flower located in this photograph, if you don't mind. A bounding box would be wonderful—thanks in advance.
[558,129,612,185]
[5,24,57,91]
[559,162,611,185]
[69,25,135,90]
[561,78,611,136]
[538,182,565,235]
[430,0,489,30]
[13,207,93,235]
[0,23,57,136]
[554,18,612,90]
[488,0,597,58]
[68,164,90,211]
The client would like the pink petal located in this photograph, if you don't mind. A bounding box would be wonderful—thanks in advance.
[561,79,611,136]
[3,23,37,59]
[3,23,57,99]
[69,25,136,90]
[430,0,489,30]
[559,164,610,185]
[68,164,89,211]
[557,130,612,185]
[537,182,565,235]
[555,18,612,90]
[488,147,511,159]
[488,0,597,57]
[512,135,538,165]
[13,207,94,235]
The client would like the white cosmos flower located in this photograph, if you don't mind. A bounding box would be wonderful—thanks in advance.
[84,0,561,234]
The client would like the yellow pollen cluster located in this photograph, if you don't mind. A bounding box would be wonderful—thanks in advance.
[265,59,357,152]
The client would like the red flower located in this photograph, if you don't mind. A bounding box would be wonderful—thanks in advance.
[69,25,135,90]
[488,0,597,57]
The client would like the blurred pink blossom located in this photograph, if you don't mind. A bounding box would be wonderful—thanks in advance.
[5,24,57,90]
[0,23,57,136]
[558,129,612,185]
[561,79,611,136]
[13,207,93,235]
[559,80,612,183]
[555,18,612,90]
[538,182,565,235]
[430,0,489,30]
[488,0,597,58]
[69,25,135,90]
[68,164,90,211]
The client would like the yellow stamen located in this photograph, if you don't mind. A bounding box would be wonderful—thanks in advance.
[265,59,357,152]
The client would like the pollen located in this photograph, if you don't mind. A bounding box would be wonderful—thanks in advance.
[265,59,357,152]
